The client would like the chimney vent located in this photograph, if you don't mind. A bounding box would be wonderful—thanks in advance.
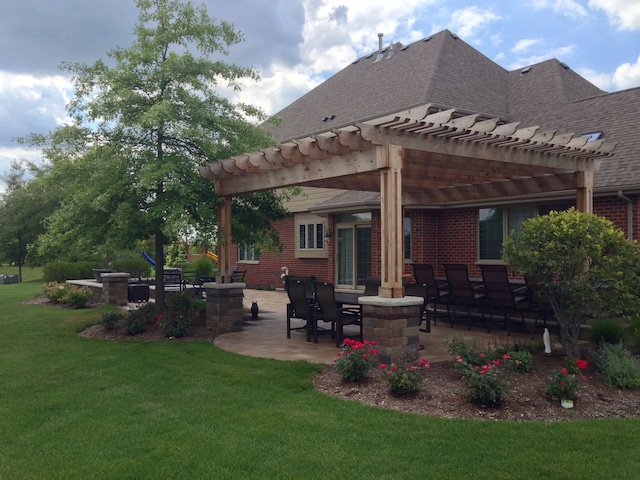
[378,33,383,52]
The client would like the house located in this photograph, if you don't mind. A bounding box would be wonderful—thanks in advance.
[201,30,639,292]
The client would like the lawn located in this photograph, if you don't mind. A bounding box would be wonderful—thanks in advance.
[1,276,639,479]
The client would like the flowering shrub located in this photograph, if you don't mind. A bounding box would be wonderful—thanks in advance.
[502,350,533,373]
[100,311,125,331]
[458,355,510,407]
[334,338,379,381]
[381,358,430,396]
[544,358,588,401]
[157,292,197,338]
[42,282,94,308]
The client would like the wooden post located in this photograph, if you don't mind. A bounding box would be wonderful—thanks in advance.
[379,144,404,298]
[217,195,234,283]
[576,170,594,213]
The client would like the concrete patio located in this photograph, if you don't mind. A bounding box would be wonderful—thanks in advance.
[213,288,543,364]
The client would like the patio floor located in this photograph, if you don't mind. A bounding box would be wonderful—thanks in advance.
[213,288,543,364]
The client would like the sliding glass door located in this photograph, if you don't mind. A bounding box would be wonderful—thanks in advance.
[336,213,371,289]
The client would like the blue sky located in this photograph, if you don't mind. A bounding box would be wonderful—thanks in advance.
[1,0,639,187]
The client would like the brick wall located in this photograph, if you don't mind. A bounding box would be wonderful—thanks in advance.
[231,194,639,288]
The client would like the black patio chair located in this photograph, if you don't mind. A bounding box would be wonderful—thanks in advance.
[313,281,362,347]
[443,263,485,330]
[286,280,318,342]
[407,264,449,332]
[480,264,528,335]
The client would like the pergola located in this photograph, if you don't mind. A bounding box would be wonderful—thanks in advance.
[199,104,615,298]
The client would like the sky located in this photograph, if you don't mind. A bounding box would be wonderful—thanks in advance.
[1,0,639,188]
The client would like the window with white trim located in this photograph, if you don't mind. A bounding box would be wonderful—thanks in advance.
[238,244,259,262]
[478,203,569,260]
[299,222,324,250]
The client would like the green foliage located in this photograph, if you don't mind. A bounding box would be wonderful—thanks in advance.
[628,313,640,354]
[111,257,151,277]
[502,350,533,373]
[43,262,81,282]
[100,311,125,330]
[42,282,94,308]
[544,358,589,401]
[503,208,640,357]
[381,357,430,396]
[166,244,187,268]
[191,257,216,277]
[123,304,156,335]
[159,292,197,338]
[589,318,627,346]
[75,261,103,279]
[334,339,379,382]
[589,342,640,389]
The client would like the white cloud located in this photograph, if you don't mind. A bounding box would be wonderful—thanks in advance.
[448,6,501,39]
[509,44,577,69]
[529,0,588,18]
[578,67,615,90]
[512,38,543,54]
[612,54,640,89]
[589,0,640,30]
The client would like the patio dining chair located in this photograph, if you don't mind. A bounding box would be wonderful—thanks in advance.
[443,263,485,330]
[286,280,318,342]
[313,281,363,347]
[407,264,449,333]
[480,264,528,335]
[364,276,381,296]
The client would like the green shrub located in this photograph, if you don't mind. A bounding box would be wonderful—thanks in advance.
[334,339,379,381]
[381,357,430,396]
[628,313,640,354]
[124,305,154,335]
[42,282,68,302]
[100,311,125,330]
[75,261,103,279]
[503,350,533,373]
[158,292,197,338]
[59,285,94,308]
[589,318,626,345]
[589,342,640,389]
[191,257,216,277]
[43,262,81,282]
[461,359,510,407]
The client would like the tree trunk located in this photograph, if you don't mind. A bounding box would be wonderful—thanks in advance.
[559,318,582,358]
[155,229,165,315]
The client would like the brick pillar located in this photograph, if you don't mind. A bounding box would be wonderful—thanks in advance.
[205,282,245,335]
[359,295,423,364]
[101,273,130,306]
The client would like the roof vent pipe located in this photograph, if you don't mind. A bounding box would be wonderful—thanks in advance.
[618,190,634,240]
[378,33,383,52]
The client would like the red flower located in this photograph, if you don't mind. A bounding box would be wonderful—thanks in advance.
[502,353,511,359]
[380,364,388,370]
[561,368,568,375]
[391,365,398,372]
[576,359,589,370]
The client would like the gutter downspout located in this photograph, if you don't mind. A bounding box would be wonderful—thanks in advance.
[618,190,633,240]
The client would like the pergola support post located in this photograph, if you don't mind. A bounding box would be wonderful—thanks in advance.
[576,170,594,213]
[217,195,234,283]
[379,144,405,298]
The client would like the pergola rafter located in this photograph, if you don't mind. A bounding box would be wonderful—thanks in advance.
[199,105,616,296]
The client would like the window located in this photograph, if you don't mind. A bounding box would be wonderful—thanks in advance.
[299,222,324,250]
[478,203,569,260]
[238,244,259,262]
[404,211,411,261]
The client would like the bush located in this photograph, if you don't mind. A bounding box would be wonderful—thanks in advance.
[124,305,154,335]
[381,358,430,396]
[75,261,103,280]
[190,257,216,278]
[158,292,197,338]
[458,355,511,407]
[59,285,94,308]
[42,282,93,307]
[502,350,533,373]
[589,318,626,345]
[100,311,125,330]
[334,339,379,382]
[628,313,640,355]
[43,262,81,282]
[589,342,640,389]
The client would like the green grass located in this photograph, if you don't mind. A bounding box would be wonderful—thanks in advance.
[1,279,640,479]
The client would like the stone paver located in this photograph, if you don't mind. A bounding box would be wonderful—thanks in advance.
[212,289,540,364]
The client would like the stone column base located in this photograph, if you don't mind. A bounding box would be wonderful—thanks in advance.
[359,295,423,364]
[205,283,245,335]
[101,273,130,306]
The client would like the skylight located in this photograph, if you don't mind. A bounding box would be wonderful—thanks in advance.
[580,131,603,141]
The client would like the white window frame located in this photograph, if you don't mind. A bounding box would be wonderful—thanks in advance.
[295,213,329,259]
[238,244,259,263]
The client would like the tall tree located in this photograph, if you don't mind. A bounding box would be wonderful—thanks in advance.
[27,0,287,311]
